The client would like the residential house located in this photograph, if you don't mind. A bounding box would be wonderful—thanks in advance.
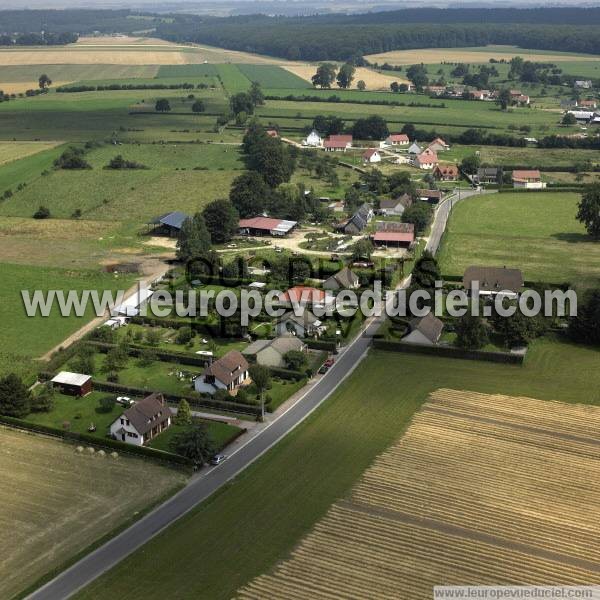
[323,267,360,291]
[403,313,444,345]
[109,393,172,446]
[475,167,503,185]
[427,137,449,152]
[384,133,410,146]
[515,94,530,105]
[417,189,443,203]
[372,221,415,248]
[276,310,324,338]
[51,371,92,397]
[362,148,381,164]
[414,148,438,170]
[335,203,373,234]
[194,350,250,395]
[512,169,546,189]
[425,85,447,96]
[323,134,352,152]
[303,129,323,147]
[279,286,335,311]
[463,265,524,298]
[239,216,297,237]
[578,99,598,109]
[408,142,422,155]
[469,90,489,101]
[378,193,412,216]
[433,164,459,181]
[575,80,593,89]
[243,336,307,369]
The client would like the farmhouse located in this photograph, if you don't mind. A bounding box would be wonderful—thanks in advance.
[372,222,415,248]
[384,133,410,146]
[147,211,190,237]
[323,135,352,152]
[303,129,323,147]
[335,203,373,234]
[194,350,250,396]
[414,148,438,170]
[323,267,360,291]
[109,393,172,446]
[575,80,593,89]
[469,90,489,101]
[433,164,459,181]
[427,137,449,152]
[50,371,92,397]
[475,167,503,185]
[463,265,524,298]
[279,286,335,310]
[403,313,444,345]
[362,148,381,164]
[425,85,446,96]
[277,310,323,338]
[417,189,443,203]
[378,193,412,216]
[239,216,297,237]
[512,169,545,189]
[408,142,422,155]
[243,336,307,368]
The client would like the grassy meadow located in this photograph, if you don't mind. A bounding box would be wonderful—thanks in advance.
[438,191,600,286]
[75,336,600,600]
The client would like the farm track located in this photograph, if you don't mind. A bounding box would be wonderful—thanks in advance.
[238,389,600,599]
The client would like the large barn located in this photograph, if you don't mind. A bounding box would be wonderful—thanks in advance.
[238,217,297,237]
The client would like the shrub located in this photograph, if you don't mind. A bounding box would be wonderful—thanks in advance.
[33,206,51,219]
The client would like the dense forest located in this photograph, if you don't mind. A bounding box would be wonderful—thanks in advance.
[154,8,600,61]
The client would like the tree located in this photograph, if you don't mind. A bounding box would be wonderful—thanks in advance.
[492,307,547,348]
[103,346,128,374]
[402,202,432,235]
[175,399,192,426]
[145,328,162,346]
[284,350,307,371]
[312,115,344,136]
[569,288,600,345]
[72,346,95,375]
[357,80,366,91]
[562,112,577,126]
[177,213,211,262]
[577,183,600,239]
[98,396,115,413]
[267,182,306,221]
[311,63,337,89]
[191,100,205,113]
[175,326,194,345]
[401,122,416,139]
[249,81,265,106]
[170,423,215,465]
[0,373,31,418]
[202,199,239,244]
[390,81,399,93]
[455,313,489,350]
[245,135,295,187]
[137,348,157,367]
[230,92,254,116]
[352,238,374,261]
[461,154,481,175]
[406,64,428,90]
[54,146,91,170]
[352,115,389,140]
[155,98,171,112]
[38,73,52,89]
[30,383,54,413]
[411,250,440,290]
[33,206,51,219]
[496,88,512,110]
[249,364,271,419]
[336,63,356,89]
[229,171,269,217]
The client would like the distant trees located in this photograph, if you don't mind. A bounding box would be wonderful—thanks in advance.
[357,80,366,91]
[155,98,171,112]
[105,155,148,170]
[191,100,205,113]
[576,183,600,239]
[33,206,51,219]
[406,64,429,90]
[0,373,31,418]
[38,73,52,89]
[311,63,337,89]
[562,112,577,125]
[496,88,512,111]
[312,115,344,136]
[455,313,489,350]
[230,92,254,116]
[249,81,265,106]
[229,171,270,217]
[351,115,389,140]
[202,199,239,244]
[177,212,211,262]
[54,146,91,170]
[267,183,306,221]
[336,63,356,89]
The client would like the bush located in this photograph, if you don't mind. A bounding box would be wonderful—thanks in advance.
[33,206,51,219]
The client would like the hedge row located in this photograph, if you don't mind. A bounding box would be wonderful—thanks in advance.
[93,380,262,416]
[305,339,338,353]
[269,366,307,381]
[0,415,193,466]
[373,339,524,364]
[265,93,447,110]
[498,186,585,193]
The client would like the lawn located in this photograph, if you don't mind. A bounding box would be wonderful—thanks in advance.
[437,191,600,287]
[477,146,600,168]
[0,425,185,600]
[75,334,600,600]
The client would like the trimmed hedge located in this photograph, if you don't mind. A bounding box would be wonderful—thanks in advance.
[373,339,524,364]
[0,415,193,466]
[305,339,338,353]
[269,366,306,381]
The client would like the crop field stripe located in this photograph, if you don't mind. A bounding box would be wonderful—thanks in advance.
[236,65,308,89]
[216,64,252,93]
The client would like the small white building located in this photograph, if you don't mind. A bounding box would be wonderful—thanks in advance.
[114,287,154,317]
[303,129,323,147]
[362,148,381,164]
[109,393,172,446]
[383,133,410,147]
[512,169,546,189]
[575,80,593,89]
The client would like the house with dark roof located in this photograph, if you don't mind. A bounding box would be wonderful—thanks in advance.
[378,194,412,216]
[475,167,503,185]
[417,189,443,203]
[243,335,307,368]
[147,211,190,237]
[276,310,324,338]
[335,203,373,234]
[323,267,360,291]
[463,266,524,298]
[403,313,444,345]
[109,392,172,446]
[194,350,250,396]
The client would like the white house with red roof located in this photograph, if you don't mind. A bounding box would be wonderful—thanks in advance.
[279,286,335,310]
[512,170,546,189]
[303,129,323,147]
[362,148,381,164]
[427,137,450,152]
[383,133,410,147]
[414,148,438,170]
[323,134,352,152]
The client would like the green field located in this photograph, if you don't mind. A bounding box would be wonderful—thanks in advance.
[75,335,600,600]
[236,64,308,89]
[0,64,159,83]
[438,191,600,286]
[157,64,217,78]
[216,64,251,93]
[478,146,600,168]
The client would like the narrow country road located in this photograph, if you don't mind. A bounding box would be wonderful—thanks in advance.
[27,184,480,600]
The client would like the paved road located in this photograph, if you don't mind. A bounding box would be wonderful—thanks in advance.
[28,186,474,600]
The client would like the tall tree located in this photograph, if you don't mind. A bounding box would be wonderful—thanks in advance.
[336,63,356,89]
[230,92,254,116]
[411,250,440,290]
[246,135,295,187]
[229,171,269,217]
[249,364,271,419]
[169,423,215,465]
[202,199,239,244]
[357,80,366,91]
[352,115,389,140]
[402,202,432,235]
[455,313,489,350]
[406,64,429,90]
[177,213,211,262]
[0,373,31,418]
[38,73,52,89]
[175,399,192,426]
[577,183,600,239]
[249,81,265,106]
[155,98,171,112]
[496,88,512,110]
[311,63,337,89]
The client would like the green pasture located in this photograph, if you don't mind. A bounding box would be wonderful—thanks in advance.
[216,64,251,93]
[0,64,159,83]
[237,65,308,89]
[157,64,218,78]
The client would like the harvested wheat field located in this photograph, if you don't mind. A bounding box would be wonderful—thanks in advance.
[75,36,178,46]
[283,64,409,90]
[0,49,188,66]
[0,141,63,165]
[365,45,600,66]
[238,389,600,599]
[0,426,185,598]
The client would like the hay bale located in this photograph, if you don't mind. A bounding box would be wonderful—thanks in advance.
[76,446,84,453]
[97,450,106,457]
[86,447,95,454]
[110,452,119,459]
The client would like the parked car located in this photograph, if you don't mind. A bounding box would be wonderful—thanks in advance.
[210,454,227,466]
[318,364,329,375]
[324,357,335,368]
[116,396,133,407]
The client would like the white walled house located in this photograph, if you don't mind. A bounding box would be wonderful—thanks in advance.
[109,393,172,446]
[194,350,249,395]
[362,148,381,164]
[512,169,546,189]
[303,130,323,147]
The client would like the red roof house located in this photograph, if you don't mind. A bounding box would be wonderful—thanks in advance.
[433,164,459,181]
